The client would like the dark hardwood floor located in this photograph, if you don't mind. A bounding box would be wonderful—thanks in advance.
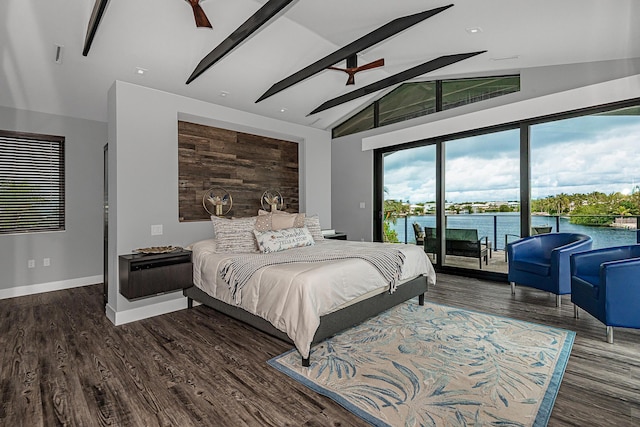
[1,276,639,426]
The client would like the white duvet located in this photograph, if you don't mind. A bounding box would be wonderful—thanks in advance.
[190,239,436,358]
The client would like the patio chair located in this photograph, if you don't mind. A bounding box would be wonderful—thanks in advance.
[412,223,424,246]
[507,232,592,307]
[571,245,640,343]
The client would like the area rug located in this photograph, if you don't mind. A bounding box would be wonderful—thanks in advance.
[268,301,574,427]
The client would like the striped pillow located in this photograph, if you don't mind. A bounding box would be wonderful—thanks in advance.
[304,214,324,241]
[211,216,259,253]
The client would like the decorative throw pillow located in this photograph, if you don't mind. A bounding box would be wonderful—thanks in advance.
[253,227,315,253]
[255,210,305,231]
[304,214,324,241]
[211,216,259,253]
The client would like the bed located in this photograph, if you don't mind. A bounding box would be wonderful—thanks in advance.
[184,235,436,366]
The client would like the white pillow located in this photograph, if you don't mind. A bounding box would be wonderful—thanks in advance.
[304,214,324,241]
[211,216,259,253]
[253,227,315,253]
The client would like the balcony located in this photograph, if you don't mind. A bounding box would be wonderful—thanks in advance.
[388,213,640,273]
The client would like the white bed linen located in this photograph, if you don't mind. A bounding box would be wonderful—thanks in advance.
[190,239,436,358]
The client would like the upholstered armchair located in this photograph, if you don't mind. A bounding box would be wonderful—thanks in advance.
[571,245,640,343]
[507,233,592,307]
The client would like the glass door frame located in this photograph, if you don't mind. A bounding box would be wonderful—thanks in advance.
[374,98,640,281]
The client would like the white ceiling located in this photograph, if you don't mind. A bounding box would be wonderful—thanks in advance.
[1,0,639,130]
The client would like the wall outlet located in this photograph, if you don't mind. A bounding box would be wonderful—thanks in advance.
[28,259,35,269]
[359,202,366,209]
[43,258,51,267]
[151,224,163,235]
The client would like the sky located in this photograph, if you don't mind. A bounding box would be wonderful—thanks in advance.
[383,113,640,204]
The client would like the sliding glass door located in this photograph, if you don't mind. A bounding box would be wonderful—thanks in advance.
[375,99,640,279]
[530,105,640,249]
[443,129,520,272]
[381,145,436,251]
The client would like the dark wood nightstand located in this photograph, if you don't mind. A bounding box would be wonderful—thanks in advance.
[324,232,347,240]
[119,250,193,300]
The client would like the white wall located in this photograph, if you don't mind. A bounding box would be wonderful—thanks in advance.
[0,106,106,298]
[107,81,332,324]
[331,59,640,242]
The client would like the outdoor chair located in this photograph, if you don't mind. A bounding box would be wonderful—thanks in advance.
[571,245,640,343]
[412,222,424,246]
[507,232,592,307]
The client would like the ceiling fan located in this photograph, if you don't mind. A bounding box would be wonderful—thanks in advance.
[185,0,212,28]
[328,54,385,85]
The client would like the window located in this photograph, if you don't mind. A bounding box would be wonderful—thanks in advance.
[332,75,520,138]
[378,82,436,127]
[442,76,520,111]
[530,105,640,249]
[0,130,65,234]
[332,104,375,138]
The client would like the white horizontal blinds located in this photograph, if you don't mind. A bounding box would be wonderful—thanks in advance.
[0,131,65,234]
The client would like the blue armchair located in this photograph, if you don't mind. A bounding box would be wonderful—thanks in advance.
[507,233,592,307]
[571,245,640,343]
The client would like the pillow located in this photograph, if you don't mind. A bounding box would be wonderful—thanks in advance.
[253,227,315,253]
[255,210,305,231]
[210,216,259,253]
[304,214,324,241]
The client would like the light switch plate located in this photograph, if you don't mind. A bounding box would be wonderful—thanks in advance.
[359,202,366,209]
[151,224,163,235]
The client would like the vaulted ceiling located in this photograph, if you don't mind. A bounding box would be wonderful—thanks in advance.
[1,0,638,130]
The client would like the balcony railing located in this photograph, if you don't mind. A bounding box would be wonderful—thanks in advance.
[386,213,640,251]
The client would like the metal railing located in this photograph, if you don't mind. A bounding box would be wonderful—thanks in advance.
[386,214,640,251]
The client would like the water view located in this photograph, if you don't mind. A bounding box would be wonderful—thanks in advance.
[390,213,638,251]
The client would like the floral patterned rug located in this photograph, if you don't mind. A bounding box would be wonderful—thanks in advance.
[268,300,574,427]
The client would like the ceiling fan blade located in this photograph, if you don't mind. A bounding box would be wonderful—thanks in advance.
[354,58,385,72]
[188,0,212,28]
[329,58,385,85]
[327,66,356,85]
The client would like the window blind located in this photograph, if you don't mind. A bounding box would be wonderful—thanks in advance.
[0,131,65,234]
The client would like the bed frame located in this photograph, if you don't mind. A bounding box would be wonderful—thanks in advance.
[183,275,428,366]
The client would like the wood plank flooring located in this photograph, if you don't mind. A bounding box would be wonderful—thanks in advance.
[1,276,639,426]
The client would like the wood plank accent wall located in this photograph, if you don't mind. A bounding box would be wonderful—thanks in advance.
[178,121,299,221]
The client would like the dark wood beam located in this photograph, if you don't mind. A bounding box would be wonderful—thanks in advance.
[308,51,486,115]
[186,0,296,85]
[256,4,454,103]
[82,0,111,57]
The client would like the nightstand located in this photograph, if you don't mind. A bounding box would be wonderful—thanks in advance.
[324,232,347,240]
[119,250,193,299]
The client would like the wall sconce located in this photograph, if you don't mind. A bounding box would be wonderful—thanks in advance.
[203,187,233,216]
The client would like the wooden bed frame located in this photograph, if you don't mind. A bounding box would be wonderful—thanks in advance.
[184,275,428,366]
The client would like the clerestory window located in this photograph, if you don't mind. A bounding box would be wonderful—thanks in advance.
[333,75,520,138]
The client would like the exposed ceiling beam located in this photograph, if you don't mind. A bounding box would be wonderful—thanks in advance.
[82,0,111,57]
[256,4,454,103]
[186,0,297,85]
[308,51,486,115]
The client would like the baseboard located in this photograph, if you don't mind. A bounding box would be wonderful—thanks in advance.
[106,297,188,326]
[0,275,103,300]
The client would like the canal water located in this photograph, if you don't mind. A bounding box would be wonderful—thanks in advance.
[391,213,637,250]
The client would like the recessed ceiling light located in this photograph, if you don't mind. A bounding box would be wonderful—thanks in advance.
[219,91,229,97]
[135,67,147,75]
[466,27,483,34]
[279,108,287,113]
